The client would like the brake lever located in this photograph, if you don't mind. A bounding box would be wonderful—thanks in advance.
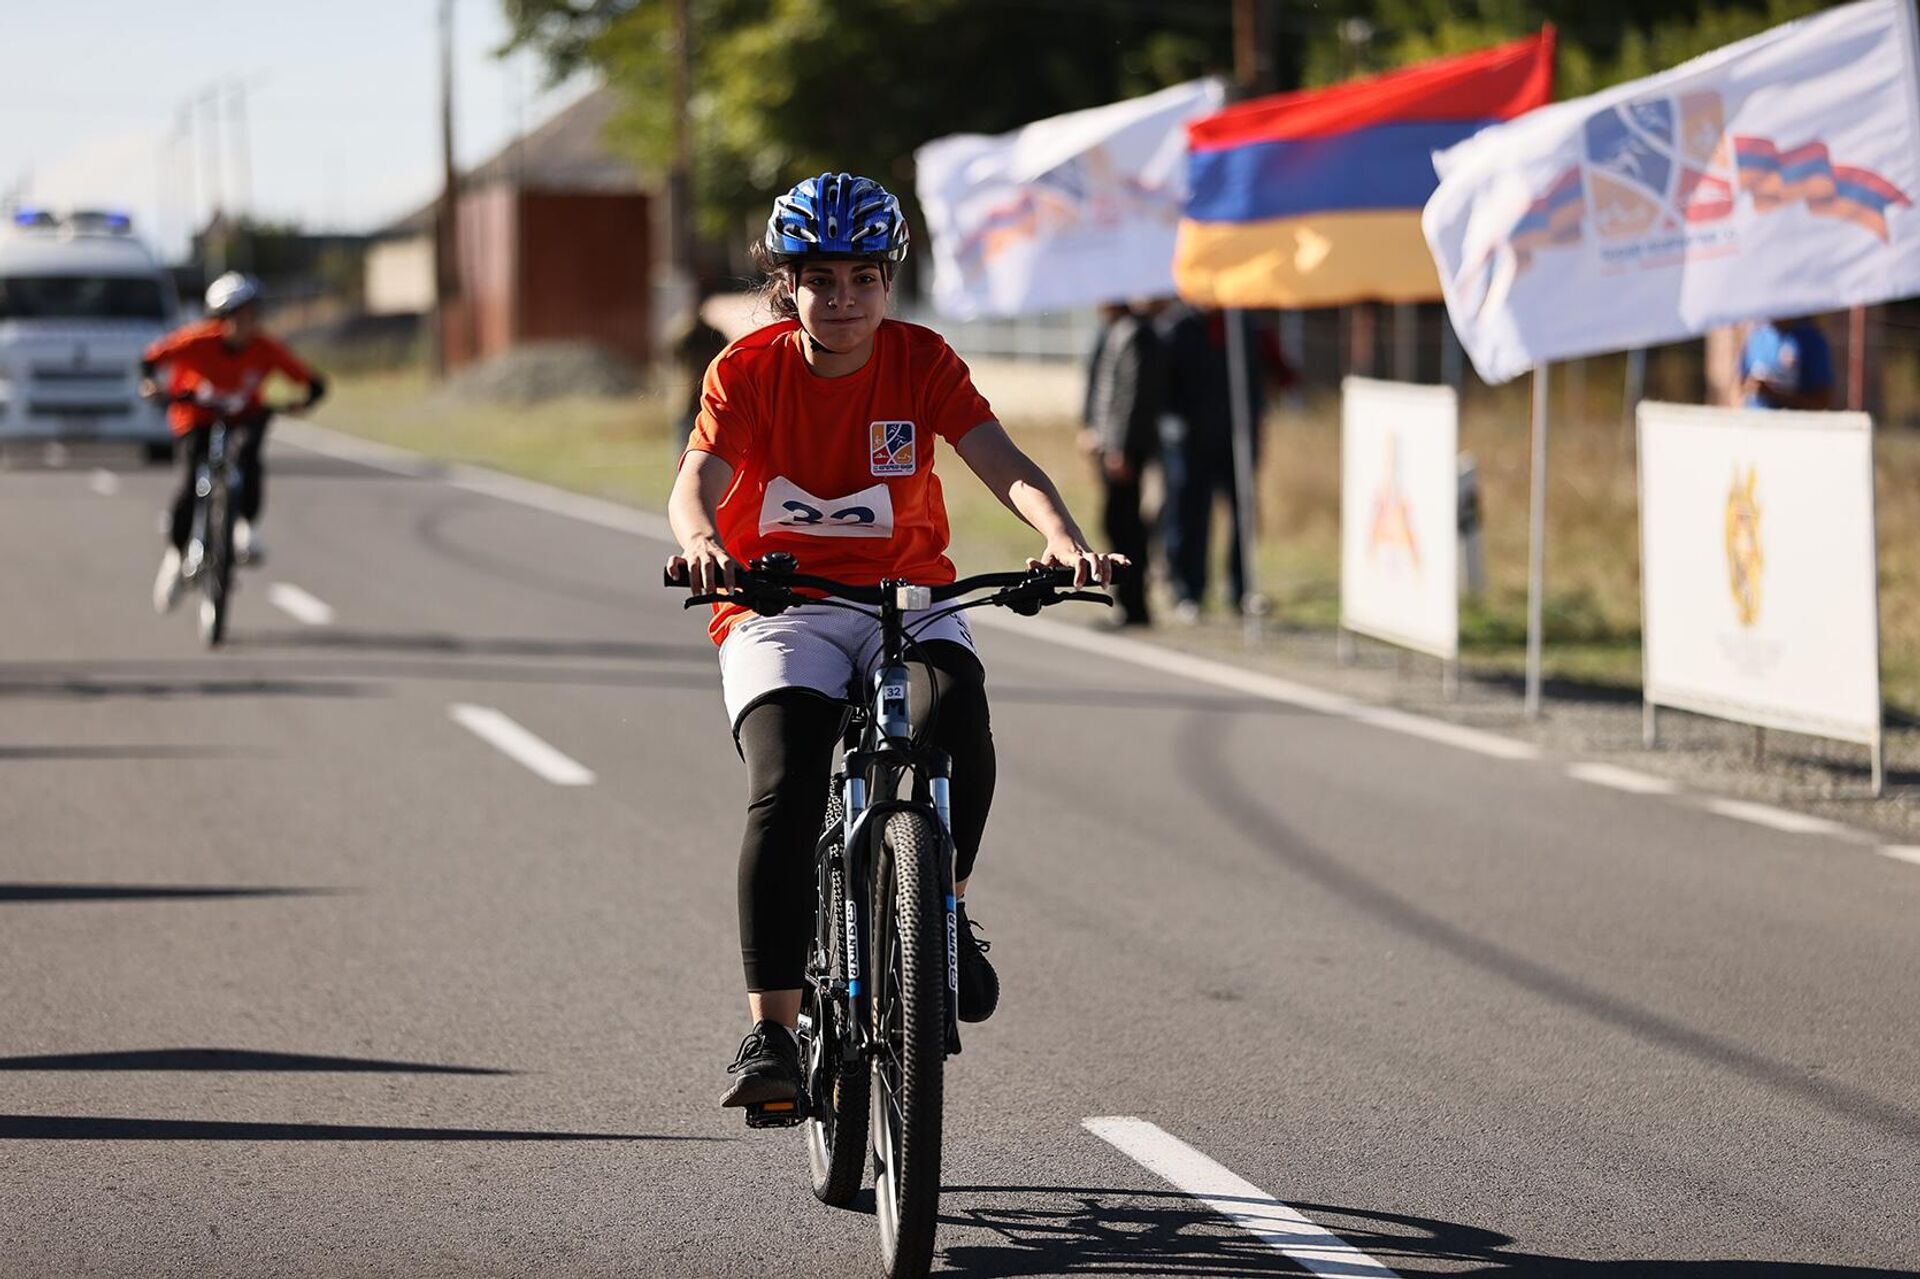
[1058,591,1114,607]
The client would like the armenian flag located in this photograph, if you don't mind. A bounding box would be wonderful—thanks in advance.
[1174,31,1555,308]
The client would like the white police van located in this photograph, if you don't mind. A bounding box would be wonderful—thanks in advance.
[0,209,179,458]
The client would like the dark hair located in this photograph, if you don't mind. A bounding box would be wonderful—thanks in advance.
[748,240,896,324]
[748,240,799,320]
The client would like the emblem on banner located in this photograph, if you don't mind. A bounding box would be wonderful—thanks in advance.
[1724,466,1764,628]
[870,421,917,476]
[1468,88,1910,317]
[1366,432,1421,577]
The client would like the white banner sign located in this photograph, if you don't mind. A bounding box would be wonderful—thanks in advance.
[1424,0,1920,384]
[1638,401,1880,745]
[915,79,1224,319]
[1341,377,1459,659]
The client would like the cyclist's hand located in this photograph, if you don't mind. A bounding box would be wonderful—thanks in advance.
[669,535,739,594]
[137,378,160,402]
[1029,540,1126,588]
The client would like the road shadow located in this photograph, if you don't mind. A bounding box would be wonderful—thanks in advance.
[0,1048,509,1075]
[935,1187,1919,1277]
[0,744,247,761]
[0,883,338,903]
[0,1114,723,1142]
[1182,719,1920,1147]
[0,673,376,701]
[236,629,709,664]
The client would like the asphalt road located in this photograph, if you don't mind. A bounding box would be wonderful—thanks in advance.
[2,432,1916,1278]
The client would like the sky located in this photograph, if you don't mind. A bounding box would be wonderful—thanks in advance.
[0,0,597,262]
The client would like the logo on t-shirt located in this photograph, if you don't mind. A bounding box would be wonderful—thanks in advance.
[870,421,917,476]
[759,476,895,539]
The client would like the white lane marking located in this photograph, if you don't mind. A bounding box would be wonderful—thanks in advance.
[273,420,673,540]
[88,469,121,496]
[1703,798,1854,839]
[1350,705,1540,761]
[1879,846,1920,867]
[266,582,336,626]
[1567,762,1680,795]
[1084,1117,1400,1277]
[449,704,595,786]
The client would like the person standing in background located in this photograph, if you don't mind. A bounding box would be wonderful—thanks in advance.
[672,284,732,449]
[1156,304,1292,621]
[1738,315,1835,410]
[1080,301,1164,626]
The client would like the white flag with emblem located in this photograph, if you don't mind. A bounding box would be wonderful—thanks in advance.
[1423,0,1920,385]
[915,79,1225,319]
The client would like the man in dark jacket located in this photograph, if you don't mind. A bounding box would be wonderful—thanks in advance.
[1080,301,1164,625]
[1156,303,1291,618]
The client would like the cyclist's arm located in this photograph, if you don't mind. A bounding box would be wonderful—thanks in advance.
[667,449,740,593]
[953,420,1118,586]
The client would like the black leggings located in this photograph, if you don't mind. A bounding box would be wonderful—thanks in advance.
[734,641,995,992]
[169,416,268,551]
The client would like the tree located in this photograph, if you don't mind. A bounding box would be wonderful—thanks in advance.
[502,0,1231,272]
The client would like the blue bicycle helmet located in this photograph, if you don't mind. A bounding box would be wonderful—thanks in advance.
[764,172,910,264]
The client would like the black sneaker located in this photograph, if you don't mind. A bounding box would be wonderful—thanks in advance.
[718,1019,802,1108]
[955,901,999,1023]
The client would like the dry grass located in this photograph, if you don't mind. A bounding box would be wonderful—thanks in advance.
[315,368,1920,714]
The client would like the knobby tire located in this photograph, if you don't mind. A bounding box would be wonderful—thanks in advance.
[870,809,945,1279]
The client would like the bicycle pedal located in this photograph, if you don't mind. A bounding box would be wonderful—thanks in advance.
[743,1097,807,1129]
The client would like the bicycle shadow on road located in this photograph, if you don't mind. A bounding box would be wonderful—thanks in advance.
[236,630,711,664]
[0,883,338,903]
[0,1114,725,1143]
[934,1187,1918,1277]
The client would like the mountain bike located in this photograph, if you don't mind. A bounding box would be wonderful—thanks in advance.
[152,389,282,647]
[666,551,1113,1279]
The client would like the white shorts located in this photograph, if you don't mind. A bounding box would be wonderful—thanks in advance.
[717,603,978,731]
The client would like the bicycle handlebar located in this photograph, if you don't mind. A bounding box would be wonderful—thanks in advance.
[662,553,1119,617]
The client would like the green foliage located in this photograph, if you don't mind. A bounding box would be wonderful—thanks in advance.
[503,0,1230,265]
[500,0,1860,269]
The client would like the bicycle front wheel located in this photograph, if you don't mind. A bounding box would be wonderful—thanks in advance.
[198,477,233,647]
[869,809,945,1279]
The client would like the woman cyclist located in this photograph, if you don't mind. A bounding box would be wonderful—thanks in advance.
[666,173,1123,1110]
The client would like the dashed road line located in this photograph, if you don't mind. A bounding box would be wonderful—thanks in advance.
[1567,762,1680,795]
[1084,1117,1400,1277]
[266,582,336,626]
[1703,798,1856,839]
[449,704,595,786]
[88,469,120,496]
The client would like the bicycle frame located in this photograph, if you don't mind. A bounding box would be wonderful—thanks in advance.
[182,416,243,581]
[816,590,966,1062]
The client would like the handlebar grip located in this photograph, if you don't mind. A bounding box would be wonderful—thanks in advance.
[663,562,691,588]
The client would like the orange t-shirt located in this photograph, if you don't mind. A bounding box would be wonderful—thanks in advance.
[685,318,995,644]
[142,321,316,437]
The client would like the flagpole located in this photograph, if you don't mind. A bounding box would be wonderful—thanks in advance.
[1525,362,1550,718]
[1224,307,1263,644]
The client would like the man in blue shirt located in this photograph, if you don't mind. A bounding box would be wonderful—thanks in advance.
[1738,317,1836,410]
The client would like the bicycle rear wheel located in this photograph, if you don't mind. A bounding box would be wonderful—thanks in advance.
[198,475,233,647]
[806,792,870,1207]
[869,809,945,1279]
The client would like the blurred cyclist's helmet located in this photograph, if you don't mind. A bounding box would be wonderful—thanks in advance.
[205,271,261,317]
[764,173,909,265]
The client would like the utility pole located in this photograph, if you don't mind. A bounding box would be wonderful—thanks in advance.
[200,87,227,275]
[227,80,253,221]
[669,0,696,291]
[433,0,463,377]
